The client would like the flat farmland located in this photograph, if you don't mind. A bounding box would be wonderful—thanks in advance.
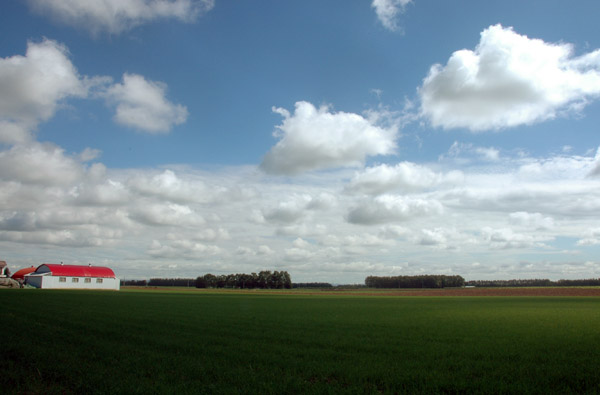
[2,288,600,394]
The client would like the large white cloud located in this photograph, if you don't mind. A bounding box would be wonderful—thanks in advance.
[105,73,188,133]
[371,0,412,32]
[0,39,86,143]
[27,0,215,35]
[261,101,397,175]
[420,24,600,131]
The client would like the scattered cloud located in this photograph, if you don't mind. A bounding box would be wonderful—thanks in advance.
[372,0,412,32]
[0,39,86,143]
[0,40,188,139]
[420,24,600,131]
[104,74,188,133]
[27,0,215,35]
[261,101,397,175]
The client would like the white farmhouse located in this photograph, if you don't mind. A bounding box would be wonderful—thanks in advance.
[26,264,120,290]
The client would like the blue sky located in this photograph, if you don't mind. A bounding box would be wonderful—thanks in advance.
[1,0,600,282]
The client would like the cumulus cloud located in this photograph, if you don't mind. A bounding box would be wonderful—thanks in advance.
[420,24,600,131]
[130,202,204,227]
[481,227,552,250]
[104,73,188,133]
[127,169,210,203]
[372,0,412,31]
[0,142,85,186]
[347,195,443,225]
[263,196,312,224]
[576,228,600,246]
[345,162,463,195]
[0,40,188,140]
[261,101,397,175]
[0,39,86,143]
[508,212,554,230]
[27,0,215,35]
[147,239,221,259]
[589,148,600,177]
[0,229,103,247]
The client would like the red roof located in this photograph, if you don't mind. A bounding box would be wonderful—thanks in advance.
[35,264,116,278]
[11,266,36,280]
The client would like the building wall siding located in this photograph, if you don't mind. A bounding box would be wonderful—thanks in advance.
[27,275,120,290]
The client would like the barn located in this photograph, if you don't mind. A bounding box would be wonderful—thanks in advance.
[26,264,120,290]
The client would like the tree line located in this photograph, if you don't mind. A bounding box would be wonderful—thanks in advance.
[365,275,465,289]
[122,278,196,287]
[195,271,292,289]
[465,278,600,287]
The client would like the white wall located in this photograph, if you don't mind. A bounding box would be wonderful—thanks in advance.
[27,275,120,290]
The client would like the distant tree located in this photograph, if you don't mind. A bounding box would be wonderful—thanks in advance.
[365,275,465,289]
[121,279,147,286]
[195,271,292,289]
[148,278,195,287]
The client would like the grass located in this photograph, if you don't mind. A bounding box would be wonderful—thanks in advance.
[2,288,600,394]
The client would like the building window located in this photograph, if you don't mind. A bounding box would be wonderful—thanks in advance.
[59,277,66,283]
[84,278,92,283]
[96,278,103,284]
[72,278,79,283]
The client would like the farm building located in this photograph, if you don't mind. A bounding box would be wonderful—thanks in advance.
[0,261,9,277]
[26,264,120,290]
[11,266,36,281]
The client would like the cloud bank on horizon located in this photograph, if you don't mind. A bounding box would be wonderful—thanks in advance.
[1,0,600,282]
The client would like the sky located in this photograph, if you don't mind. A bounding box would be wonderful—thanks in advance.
[1,0,600,283]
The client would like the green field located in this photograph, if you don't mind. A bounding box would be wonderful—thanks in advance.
[2,289,600,394]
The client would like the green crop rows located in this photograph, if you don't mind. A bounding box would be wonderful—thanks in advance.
[2,289,600,394]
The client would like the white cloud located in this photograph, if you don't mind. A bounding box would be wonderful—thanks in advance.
[347,195,443,225]
[192,228,230,242]
[0,39,86,143]
[130,202,204,227]
[261,101,397,175]
[27,0,215,35]
[147,239,221,259]
[0,40,187,140]
[1,135,600,282]
[420,24,600,131]
[590,148,600,177]
[0,229,103,247]
[481,227,552,250]
[576,228,600,246]
[263,196,311,224]
[345,162,463,195]
[509,212,554,230]
[73,179,130,206]
[0,142,85,186]
[105,73,188,133]
[127,169,211,203]
[372,0,412,32]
